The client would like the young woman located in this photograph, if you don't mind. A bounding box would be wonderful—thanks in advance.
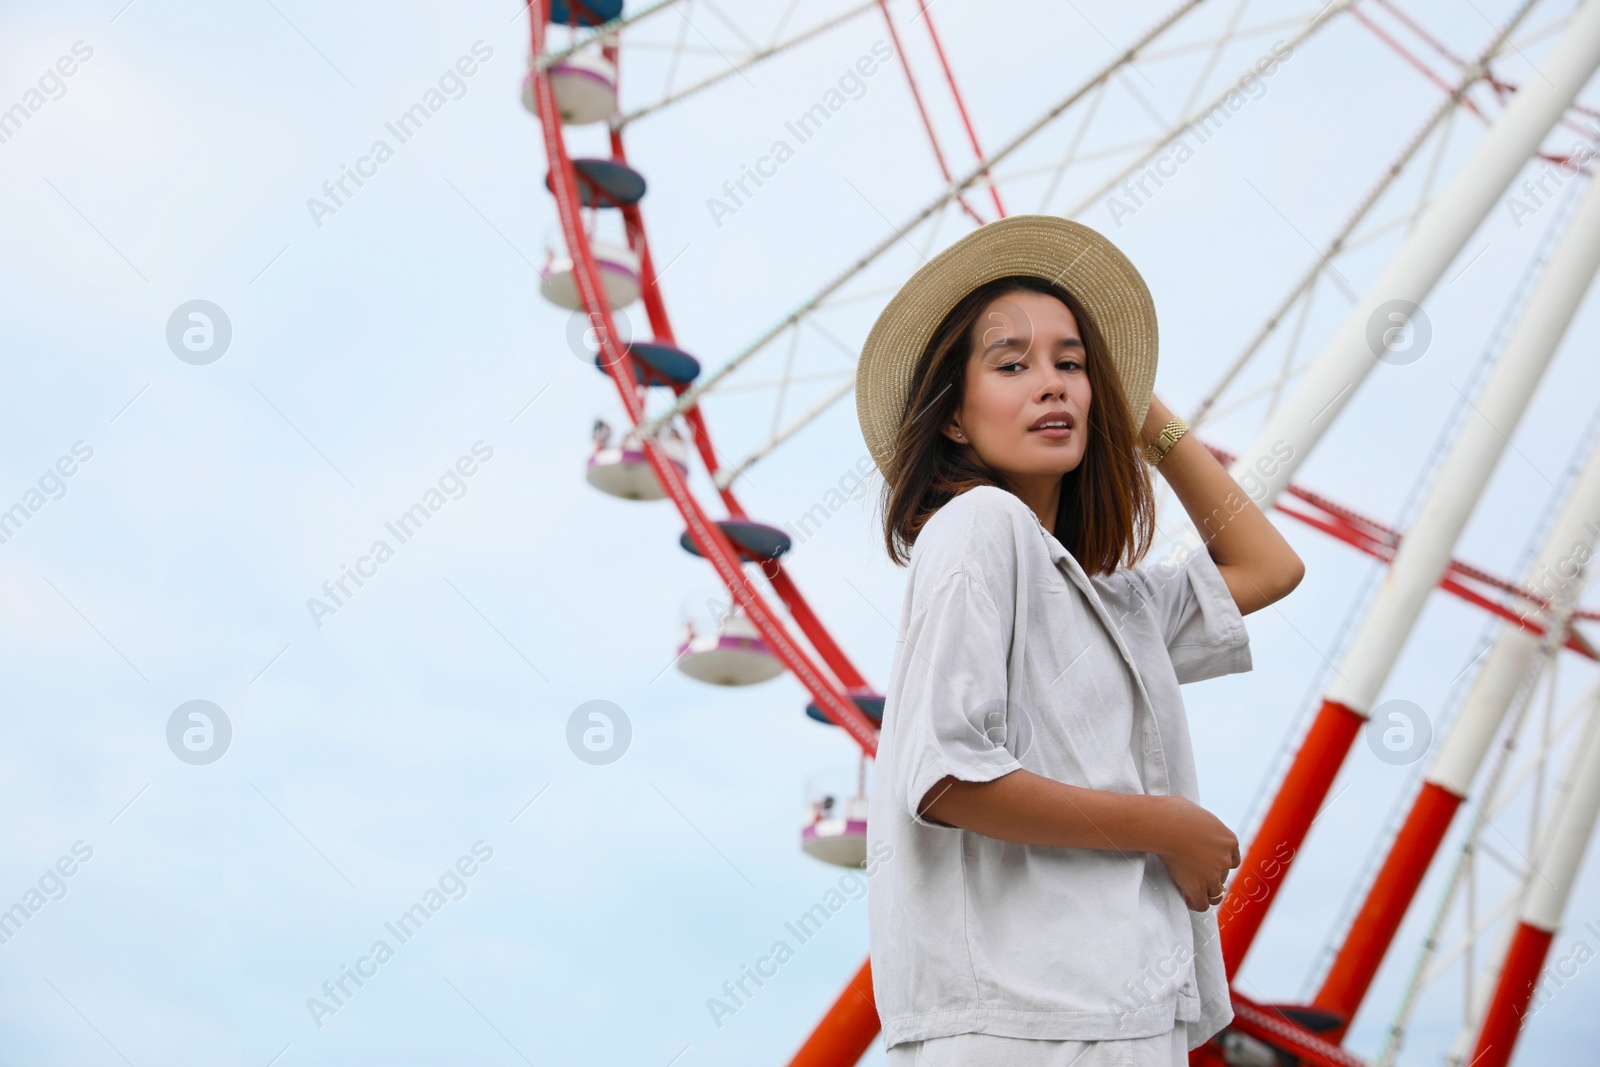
[856,216,1304,1067]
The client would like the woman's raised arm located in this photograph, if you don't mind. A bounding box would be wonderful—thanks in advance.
[1140,394,1304,615]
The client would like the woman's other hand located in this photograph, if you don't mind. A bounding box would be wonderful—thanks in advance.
[1152,795,1240,912]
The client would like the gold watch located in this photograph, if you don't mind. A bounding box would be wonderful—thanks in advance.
[1143,416,1188,466]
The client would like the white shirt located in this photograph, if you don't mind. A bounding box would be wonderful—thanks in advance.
[866,484,1252,1051]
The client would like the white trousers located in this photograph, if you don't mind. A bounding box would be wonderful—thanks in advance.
[886,1026,1189,1067]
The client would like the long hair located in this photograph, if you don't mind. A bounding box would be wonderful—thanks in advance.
[875,274,1155,575]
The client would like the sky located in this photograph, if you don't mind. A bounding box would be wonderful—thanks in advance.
[2,0,1599,1064]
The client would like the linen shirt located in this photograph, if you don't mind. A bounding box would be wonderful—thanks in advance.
[866,484,1253,1051]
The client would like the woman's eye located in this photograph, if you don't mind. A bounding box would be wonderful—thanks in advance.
[999,360,1080,373]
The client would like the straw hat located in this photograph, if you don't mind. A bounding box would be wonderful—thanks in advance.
[855,214,1159,478]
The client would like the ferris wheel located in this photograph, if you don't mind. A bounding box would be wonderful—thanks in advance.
[521,1,1600,1064]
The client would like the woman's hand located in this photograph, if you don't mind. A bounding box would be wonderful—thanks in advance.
[1152,796,1241,912]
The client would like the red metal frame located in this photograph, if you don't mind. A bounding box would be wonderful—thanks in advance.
[528,5,880,756]
[1228,990,1370,1067]
[912,0,1006,219]
[871,0,987,226]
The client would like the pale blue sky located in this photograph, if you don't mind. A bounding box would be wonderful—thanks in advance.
[2,1,1598,1064]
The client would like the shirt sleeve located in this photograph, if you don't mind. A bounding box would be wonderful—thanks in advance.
[892,569,1026,829]
[1101,543,1252,685]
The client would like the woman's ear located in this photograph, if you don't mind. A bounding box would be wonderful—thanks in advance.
[941,422,966,444]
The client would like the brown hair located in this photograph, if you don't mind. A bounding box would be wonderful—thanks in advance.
[875,275,1155,574]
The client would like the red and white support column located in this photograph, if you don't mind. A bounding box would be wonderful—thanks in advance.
[1307,163,1600,1034]
[1313,435,1600,1038]
[1467,681,1600,1067]
[1218,0,1600,978]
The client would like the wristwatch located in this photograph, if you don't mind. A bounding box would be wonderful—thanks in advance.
[1143,416,1188,466]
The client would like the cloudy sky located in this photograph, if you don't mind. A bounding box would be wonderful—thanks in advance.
[2,0,1598,1064]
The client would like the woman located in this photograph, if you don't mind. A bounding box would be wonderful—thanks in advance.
[857,216,1303,1066]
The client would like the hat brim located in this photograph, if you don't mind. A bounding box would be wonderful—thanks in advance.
[856,214,1158,478]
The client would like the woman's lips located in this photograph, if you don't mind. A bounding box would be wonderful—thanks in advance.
[1029,426,1072,439]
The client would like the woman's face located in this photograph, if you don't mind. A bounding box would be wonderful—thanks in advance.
[944,289,1093,482]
